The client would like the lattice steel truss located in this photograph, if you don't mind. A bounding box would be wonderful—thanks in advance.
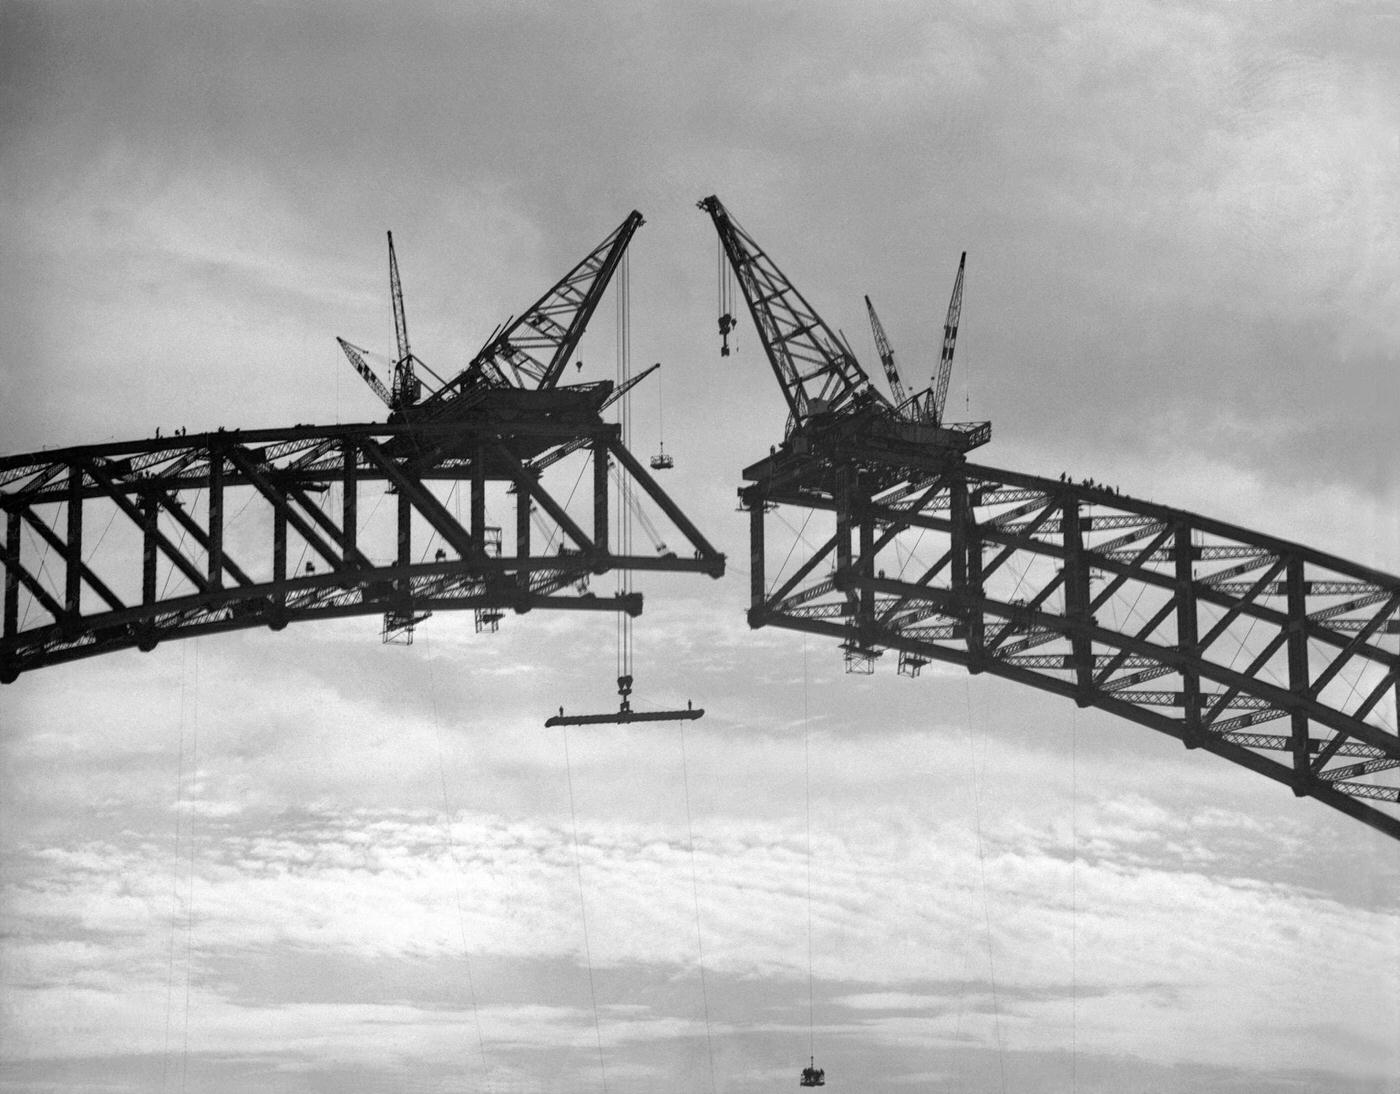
[741,436,1400,839]
[1,386,724,681]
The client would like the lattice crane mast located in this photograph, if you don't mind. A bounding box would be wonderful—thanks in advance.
[697,196,880,435]
[930,251,966,428]
[337,231,437,419]
[387,231,424,410]
[877,250,968,428]
[699,195,989,458]
[338,213,645,428]
[433,211,645,403]
[864,294,908,409]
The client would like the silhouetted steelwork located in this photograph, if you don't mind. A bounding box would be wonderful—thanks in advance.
[704,194,1400,840]
[0,411,723,680]
[2,211,723,680]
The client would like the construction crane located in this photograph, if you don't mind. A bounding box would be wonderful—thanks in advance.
[336,231,444,421]
[871,251,968,428]
[929,251,966,428]
[700,194,989,674]
[697,195,988,460]
[864,294,907,409]
[435,211,644,402]
[329,211,696,645]
[338,213,645,430]
[697,196,879,435]
[387,232,424,410]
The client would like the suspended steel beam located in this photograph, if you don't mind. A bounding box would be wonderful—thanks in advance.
[545,704,704,727]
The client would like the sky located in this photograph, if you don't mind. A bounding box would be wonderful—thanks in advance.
[2,1,1399,1092]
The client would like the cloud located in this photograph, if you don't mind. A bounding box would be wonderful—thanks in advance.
[3,2,1398,1090]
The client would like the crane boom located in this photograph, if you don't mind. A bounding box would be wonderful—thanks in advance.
[698,196,880,432]
[429,211,645,404]
[336,337,394,409]
[930,252,966,428]
[387,231,422,410]
[864,295,907,409]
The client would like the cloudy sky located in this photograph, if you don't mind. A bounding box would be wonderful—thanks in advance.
[2,1,1398,1092]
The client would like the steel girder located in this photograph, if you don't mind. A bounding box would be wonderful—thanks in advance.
[740,445,1400,840]
[1,389,724,681]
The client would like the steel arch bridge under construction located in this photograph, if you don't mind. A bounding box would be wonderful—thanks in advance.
[698,192,1400,842]
[1,206,725,685]
[740,445,1400,840]
[4,199,1399,844]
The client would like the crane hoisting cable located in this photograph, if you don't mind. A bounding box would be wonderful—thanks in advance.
[717,233,736,356]
[649,364,674,470]
[545,250,702,728]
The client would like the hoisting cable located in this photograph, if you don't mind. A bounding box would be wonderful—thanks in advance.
[679,720,719,1094]
[716,235,736,356]
[161,641,193,1092]
[546,224,702,728]
[181,641,199,1092]
[423,632,489,1076]
[1071,703,1079,1094]
[803,632,816,1062]
[563,725,609,1092]
[650,364,672,469]
[964,677,1008,1094]
[616,249,633,699]
[796,627,824,1087]
[160,638,200,1093]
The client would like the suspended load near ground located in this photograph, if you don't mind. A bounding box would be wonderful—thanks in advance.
[0,209,724,680]
[800,1056,826,1087]
[698,192,1400,842]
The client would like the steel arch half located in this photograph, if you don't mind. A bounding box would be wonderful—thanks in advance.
[740,447,1400,840]
[1,396,724,681]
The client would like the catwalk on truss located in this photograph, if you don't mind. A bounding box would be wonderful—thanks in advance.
[699,193,1400,841]
[0,210,724,680]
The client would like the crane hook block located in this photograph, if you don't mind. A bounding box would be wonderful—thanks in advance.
[718,313,735,357]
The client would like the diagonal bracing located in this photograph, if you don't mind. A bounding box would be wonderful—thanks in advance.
[2,401,724,679]
[741,451,1400,839]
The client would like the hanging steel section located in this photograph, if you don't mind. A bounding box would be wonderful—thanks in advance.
[740,449,1400,839]
[1,399,724,681]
